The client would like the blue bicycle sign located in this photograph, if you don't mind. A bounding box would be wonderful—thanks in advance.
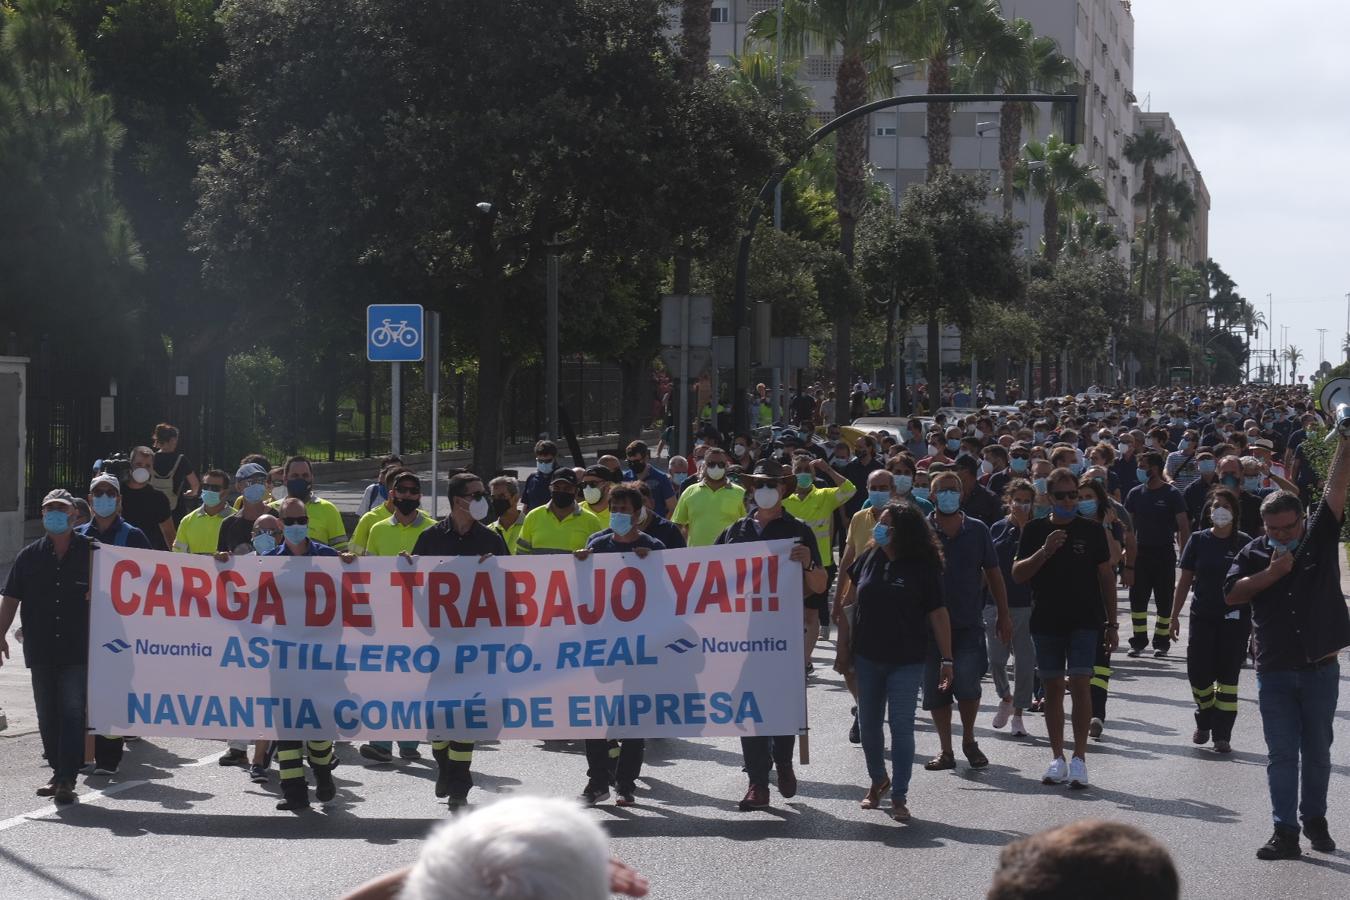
[367,304,424,361]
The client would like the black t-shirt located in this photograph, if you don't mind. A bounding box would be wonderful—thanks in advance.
[1179,528,1252,621]
[962,482,1002,526]
[152,451,196,495]
[119,484,173,551]
[412,520,509,557]
[1124,483,1186,549]
[1,534,93,667]
[218,510,264,555]
[1017,516,1110,635]
[585,531,665,554]
[990,517,1032,609]
[847,548,943,665]
[1224,499,1350,673]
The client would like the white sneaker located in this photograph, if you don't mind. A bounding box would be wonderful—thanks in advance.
[1068,756,1089,789]
[1010,714,1027,737]
[1042,757,1068,785]
[992,699,1013,730]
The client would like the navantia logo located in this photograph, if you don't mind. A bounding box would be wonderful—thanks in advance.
[103,639,131,654]
[665,638,697,654]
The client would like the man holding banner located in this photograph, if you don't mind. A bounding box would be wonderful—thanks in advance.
[716,459,825,811]
[410,472,507,808]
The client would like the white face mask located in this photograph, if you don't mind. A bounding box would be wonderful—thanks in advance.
[704,465,726,481]
[1209,506,1234,528]
[583,486,603,505]
[979,460,993,476]
[131,467,151,484]
[468,497,489,520]
[753,486,781,510]
[733,444,747,457]
[1117,443,1131,456]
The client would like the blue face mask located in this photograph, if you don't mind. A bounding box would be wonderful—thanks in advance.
[608,512,633,535]
[1178,440,1191,452]
[671,471,688,485]
[868,490,892,509]
[1135,468,1150,485]
[894,474,913,495]
[1076,499,1098,518]
[913,487,931,503]
[252,532,278,555]
[936,490,961,515]
[1034,431,1047,443]
[200,489,222,508]
[92,495,118,518]
[1198,459,1216,475]
[1243,476,1263,492]
[1033,505,1051,519]
[946,439,961,452]
[872,523,891,545]
[536,460,555,475]
[1033,478,1048,495]
[43,510,71,535]
[1010,458,1029,473]
[796,472,813,489]
[1069,462,1085,476]
[1273,537,1300,554]
[1221,474,1240,489]
[283,523,309,544]
[243,483,268,504]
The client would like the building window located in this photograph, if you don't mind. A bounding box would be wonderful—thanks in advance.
[875,126,897,136]
[710,6,729,23]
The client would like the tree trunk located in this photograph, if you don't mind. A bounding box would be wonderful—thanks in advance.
[678,0,713,83]
[617,356,647,446]
[926,53,952,176]
[927,312,941,389]
[833,56,868,426]
[1043,188,1061,268]
[998,102,1021,221]
[1137,164,1154,300]
[1039,350,1051,399]
[1153,209,1170,329]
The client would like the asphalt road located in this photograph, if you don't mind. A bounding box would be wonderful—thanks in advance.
[1,591,1347,900]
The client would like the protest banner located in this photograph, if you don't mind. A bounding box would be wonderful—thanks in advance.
[87,541,805,742]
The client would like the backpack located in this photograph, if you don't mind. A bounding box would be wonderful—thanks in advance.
[150,454,185,508]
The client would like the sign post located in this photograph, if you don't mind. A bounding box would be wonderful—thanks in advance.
[424,310,441,516]
[367,304,424,458]
[660,296,713,457]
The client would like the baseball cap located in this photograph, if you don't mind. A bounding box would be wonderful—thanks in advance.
[235,462,268,482]
[42,489,77,509]
[89,473,121,494]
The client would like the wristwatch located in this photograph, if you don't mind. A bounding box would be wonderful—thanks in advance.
[939,657,954,666]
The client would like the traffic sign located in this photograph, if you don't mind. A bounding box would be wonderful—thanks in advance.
[367,304,424,362]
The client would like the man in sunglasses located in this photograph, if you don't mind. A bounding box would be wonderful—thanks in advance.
[409,471,508,808]
[358,472,436,765]
[622,440,675,516]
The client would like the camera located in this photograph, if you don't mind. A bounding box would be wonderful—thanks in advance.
[94,453,132,484]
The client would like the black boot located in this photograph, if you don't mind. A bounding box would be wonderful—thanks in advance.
[276,780,310,812]
[1255,825,1301,860]
[314,766,336,803]
[1302,817,1336,853]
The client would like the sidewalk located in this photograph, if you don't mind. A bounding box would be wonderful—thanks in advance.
[0,560,37,737]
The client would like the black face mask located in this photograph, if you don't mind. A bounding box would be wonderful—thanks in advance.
[491,496,512,517]
[286,477,311,499]
[394,498,420,516]
[551,490,575,509]
[628,459,646,474]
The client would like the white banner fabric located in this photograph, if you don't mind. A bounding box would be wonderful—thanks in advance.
[87,541,805,741]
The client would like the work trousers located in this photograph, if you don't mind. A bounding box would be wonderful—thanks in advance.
[1187,615,1251,741]
[30,664,87,783]
[741,735,796,788]
[275,739,334,801]
[1129,546,1175,651]
[584,739,646,791]
[431,740,475,797]
[1090,637,1113,721]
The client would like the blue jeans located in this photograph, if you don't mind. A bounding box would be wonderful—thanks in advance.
[1256,660,1340,829]
[854,654,923,805]
[30,664,88,783]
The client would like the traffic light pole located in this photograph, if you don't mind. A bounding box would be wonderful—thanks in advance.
[731,90,1081,434]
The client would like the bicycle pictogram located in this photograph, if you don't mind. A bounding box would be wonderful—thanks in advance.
[370,318,420,349]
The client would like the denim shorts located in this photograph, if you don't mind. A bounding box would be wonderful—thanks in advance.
[922,627,988,710]
[1032,629,1100,679]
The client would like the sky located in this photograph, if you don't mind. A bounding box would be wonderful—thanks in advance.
[1131,0,1350,380]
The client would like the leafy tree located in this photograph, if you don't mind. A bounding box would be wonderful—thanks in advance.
[1013,134,1105,267]
[193,0,789,473]
[1030,251,1131,371]
[1123,128,1174,299]
[1284,345,1303,384]
[1148,173,1196,327]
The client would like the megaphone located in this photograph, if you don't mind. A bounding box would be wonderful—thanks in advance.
[1318,377,1350,439]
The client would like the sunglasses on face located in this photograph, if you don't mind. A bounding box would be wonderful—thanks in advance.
[464,491,487,501]
[204,484,228,493]
[1050,490,1077,501]
[394,486,421,496]
[91,489,118,498]
[281,516,309,526]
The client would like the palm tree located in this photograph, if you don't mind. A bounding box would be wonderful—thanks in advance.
[1149,173,1196,327]
[1284,345,1303,384]
[1062,210,1119,258]
[961,17,1075,220]
[899,0,1002,176]
[747,1,912,411]
[1123,129,1174,300]
[1013,134,1106,267]
[678,1,714,83]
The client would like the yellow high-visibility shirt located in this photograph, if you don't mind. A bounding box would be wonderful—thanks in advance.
[671,480,746,547]
[489,516,525,554]
[580,501,611,531]
[303,496,348,551]
[783,482,857,563]
[173,506,236,554]
[517,504,603,554]
[352,505,393,555]
[365,511,436,556]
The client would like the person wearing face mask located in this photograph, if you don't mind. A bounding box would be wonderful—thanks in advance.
[356,454,403,515]
[1182,451,1220,530]
[79,474,151,550]
[887,455,932,514]
[281,456,349,552]
[1123,451,1190,658]
[1165,430,1201,492]
[904,418,928,458]
[952,455,1001,526]
[630,481,685,549]
[1168,488,1252,756]
[119,445,176,551]
[982,445,1011,494]
[1224,426,1350,860]
[217,463,274,556]
[516,468,603,555]
[486,475,525,553]
[923,471,1011,773]
[1012,469,1118,790]
[987,481,1038,739]
[580,465,620,530]
[573,484,665,806]
[666,455,691,499]
[0,491,96,805]
[173,469,236,554]
[1112,434,1141,497]
[835,502,954,822]
[350,466,405,555]
[670,448,745,547]
[1001,444,1033,493]
[714,459,826,811]
[623,440,676,516]
[520,440,560,512]
[231,454,272,510]
[784,452,857,672]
